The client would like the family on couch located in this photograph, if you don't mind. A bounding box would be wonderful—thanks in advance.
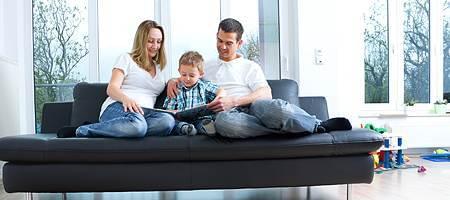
[57,18,352,139]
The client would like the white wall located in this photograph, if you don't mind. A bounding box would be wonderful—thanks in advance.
[298,0,365,119]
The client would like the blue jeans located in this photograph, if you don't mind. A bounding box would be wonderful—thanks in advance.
[76,102,176,138]
[214,99,321,138]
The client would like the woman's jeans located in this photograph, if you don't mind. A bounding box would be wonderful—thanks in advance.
[215,99,321,138]
[76,102,175,138]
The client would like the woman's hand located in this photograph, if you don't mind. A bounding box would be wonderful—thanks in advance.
[106,69,144,115]
[121,95,144,115]
[167,78,180,98]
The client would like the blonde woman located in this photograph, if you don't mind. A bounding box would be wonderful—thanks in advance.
[59,20,175,138]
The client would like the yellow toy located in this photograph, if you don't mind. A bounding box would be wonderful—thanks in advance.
[372,153,380,168]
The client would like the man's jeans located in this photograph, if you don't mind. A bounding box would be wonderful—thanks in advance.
[76,102,175,138]
[215,99,320,138]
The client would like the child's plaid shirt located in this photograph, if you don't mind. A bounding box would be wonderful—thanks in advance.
[163,80,218,111]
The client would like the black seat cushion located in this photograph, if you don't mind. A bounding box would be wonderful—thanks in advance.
[0,129,382,163]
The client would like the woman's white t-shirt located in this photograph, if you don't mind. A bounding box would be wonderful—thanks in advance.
[99,53,166,117]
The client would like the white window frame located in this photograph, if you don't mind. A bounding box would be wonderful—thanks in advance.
[88,0,99,82]
[363,0,446,114]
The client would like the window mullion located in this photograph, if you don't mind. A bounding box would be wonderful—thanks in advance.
[88,0,99,82]
[389,0,405,111]
[157,0,174,79]
[220,0,231,19]
[430,0,444,102]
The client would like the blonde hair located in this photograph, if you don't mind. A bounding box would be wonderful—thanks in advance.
[178,51,204,73]
[129,20,167,71]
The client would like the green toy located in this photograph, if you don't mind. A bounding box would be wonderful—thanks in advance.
[364,123,387,133]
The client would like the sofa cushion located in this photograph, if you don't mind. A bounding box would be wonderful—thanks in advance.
[267,79,300,106]
[0,129,382,163]
[70,82,108,126]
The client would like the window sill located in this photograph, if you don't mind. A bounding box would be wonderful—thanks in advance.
[359,112,450,118]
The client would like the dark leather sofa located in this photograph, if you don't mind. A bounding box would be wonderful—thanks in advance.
[0,79,383,194]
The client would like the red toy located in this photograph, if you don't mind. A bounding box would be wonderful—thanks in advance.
[417,165,426,173]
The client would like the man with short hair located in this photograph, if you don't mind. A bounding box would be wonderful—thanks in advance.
[168,18,352,138]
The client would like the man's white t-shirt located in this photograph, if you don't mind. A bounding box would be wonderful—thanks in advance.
[203,56,269,97]
[100,53,166,117]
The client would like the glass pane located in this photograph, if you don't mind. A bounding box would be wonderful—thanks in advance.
[33,0,89,132]
[169,0,220,77]
[98,0,154,82]
[228,0,280,79]
[364,0,389,103]
[403,0,430,103]
[443,0,450,101]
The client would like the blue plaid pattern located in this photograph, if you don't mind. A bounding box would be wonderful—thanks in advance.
[163,80,218,111]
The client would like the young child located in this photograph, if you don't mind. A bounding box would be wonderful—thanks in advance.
[163,51,225,136]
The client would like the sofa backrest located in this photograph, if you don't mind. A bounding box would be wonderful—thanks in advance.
[70,79,300,126]
[71,82,108,126]
[267,79,299,105]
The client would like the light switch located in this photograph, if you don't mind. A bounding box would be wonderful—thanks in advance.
[314,49,324,65]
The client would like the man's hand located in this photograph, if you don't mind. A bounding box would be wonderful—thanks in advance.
[121,96,144,115]
[207,96,238,112]
[167,78,179,98]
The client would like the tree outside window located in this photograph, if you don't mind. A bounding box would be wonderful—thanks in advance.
[364,0,389,103]
[33,0,88,132]
[403,0,430,104]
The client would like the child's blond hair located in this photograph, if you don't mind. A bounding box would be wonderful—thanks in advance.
[178,51,204,73]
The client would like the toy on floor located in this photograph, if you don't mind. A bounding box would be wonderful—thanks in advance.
[363,123,419,172]
[420,148,450,162]
[434,148,449,154]
[379,132,407,168]
[417,166,426,173]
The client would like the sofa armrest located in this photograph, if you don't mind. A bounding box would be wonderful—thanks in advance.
[298,97,329,121]
[40,102,73,133]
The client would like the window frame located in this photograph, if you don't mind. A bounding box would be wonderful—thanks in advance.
[363,0,446,113]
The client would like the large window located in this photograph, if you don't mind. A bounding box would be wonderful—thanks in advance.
[32,0,89,131]
[364,0,448,111]
[225,0,280,79]
[443,0,450,100]
[32,0,282,132]
[98,0,154,82]
[168,0,220,77]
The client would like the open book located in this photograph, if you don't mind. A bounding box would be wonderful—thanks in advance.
[151,105,215,121]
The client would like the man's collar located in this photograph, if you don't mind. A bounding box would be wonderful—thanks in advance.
[218,54,243,64]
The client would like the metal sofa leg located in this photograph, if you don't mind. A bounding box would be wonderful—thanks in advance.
[25,193,33,200]
[306,186,311,200]
[62,192,67,200]
[347,184,352,200]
